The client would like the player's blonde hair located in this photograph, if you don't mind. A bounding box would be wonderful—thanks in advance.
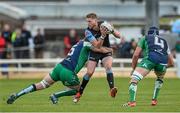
[86,13,98,19]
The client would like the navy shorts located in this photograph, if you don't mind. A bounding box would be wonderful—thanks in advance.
[88,51,112,63]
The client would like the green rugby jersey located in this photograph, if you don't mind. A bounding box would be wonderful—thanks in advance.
[137,35,170,64]
[61,40,92,74]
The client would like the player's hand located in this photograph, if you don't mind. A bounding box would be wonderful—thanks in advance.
[108,23,114,34]
[101,21,114,34]
[100,26,109,37]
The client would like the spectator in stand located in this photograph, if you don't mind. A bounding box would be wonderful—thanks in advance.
[2,24,12,44]
[21,24,32,59]
[0,31,7,76]
[130,38,137,56]
[33,28,45,58]
[21,24,32,67]
[1,24,12,76]
[1,42,12,77]
[12,28,23,59]
[63,29,79,56]
[0,31,6,59]
[118,37,132,58]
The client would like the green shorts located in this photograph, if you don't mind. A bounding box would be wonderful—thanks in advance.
[137,58,167,75]
[49,64,80,86]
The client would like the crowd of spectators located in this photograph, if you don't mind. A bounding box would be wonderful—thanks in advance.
[63,29,138,58]
[1,25,178,76]
[110,36,138,58]
[0,23,45,75]
[117,37,137,58]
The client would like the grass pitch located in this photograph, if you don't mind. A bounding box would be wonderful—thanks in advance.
[0,77,180,112]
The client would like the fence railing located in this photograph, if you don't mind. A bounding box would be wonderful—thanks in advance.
[0,58,177,73]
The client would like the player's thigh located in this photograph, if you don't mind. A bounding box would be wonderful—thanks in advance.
[102,56,113,69]
[49,63,62,81]
[136,58,155,77]
[130,67,150,83]
[62,73,80,87]
[86,60,97,76]
[55,65,80,87]
[135,67,150,77]
[89,51,101,62]
[154,64,167,79]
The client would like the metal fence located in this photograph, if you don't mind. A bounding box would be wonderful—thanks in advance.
[0,58,177,73]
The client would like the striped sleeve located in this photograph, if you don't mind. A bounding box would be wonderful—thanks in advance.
[85,29,96,42]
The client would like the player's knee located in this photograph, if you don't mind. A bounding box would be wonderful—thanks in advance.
[73,89,78,93]
[86,71,93,76]
[104,63,112,69]
[106,68,113,74]
[68,85,79,91]
[74,86,80,91]
[155,71,165,80]
[40,80,50,89]
[131,71,143,82]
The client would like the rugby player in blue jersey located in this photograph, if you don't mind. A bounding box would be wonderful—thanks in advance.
[74,13,122,102]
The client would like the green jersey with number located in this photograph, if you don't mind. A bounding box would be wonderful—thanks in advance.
[60,40,92,73]
[138,35,170,64]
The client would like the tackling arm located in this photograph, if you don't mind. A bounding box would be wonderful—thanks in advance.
[112,29,122,39]
[91,47,113,54]
[166,46,174,68]
[90,38,104,48]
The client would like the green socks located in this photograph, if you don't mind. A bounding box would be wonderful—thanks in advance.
[128,79,163,102]
[152,79,163,100]
[54,89,77,98]
[129,83,137,102]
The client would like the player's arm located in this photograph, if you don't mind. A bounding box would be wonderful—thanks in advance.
[132,46,142,70]
[85,29,106,48]
[131,37,144,70]
[112,29,122,39]
[167,54,174,68]
[167,47,174,68]
[91,37,104,48]
[91,47,113,54]
[84,41,112,54]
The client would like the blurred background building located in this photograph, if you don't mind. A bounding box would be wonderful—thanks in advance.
[0,0,179,58]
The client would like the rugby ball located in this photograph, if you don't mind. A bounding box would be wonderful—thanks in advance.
[100,21,114,34]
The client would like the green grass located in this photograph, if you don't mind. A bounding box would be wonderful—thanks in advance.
[0,77,180,112]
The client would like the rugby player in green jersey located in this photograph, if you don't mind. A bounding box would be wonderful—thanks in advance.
[7,26,111,104]
[123,27,174,107]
